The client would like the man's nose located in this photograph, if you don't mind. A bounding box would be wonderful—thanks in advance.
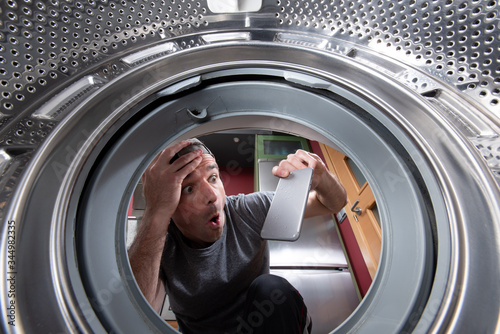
[200,180,217,204]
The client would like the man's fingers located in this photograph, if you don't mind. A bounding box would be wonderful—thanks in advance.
[146,140,195,174]
[272,165,289,178]
[272,160,294,178]
[157,140,192,165]
[170,149,203,172]
[291,150,319,166]
[286,154,308,170]
[273,149,325,179]
[177,153,203,177]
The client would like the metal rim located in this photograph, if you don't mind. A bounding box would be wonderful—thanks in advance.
[76,75,434,333]
[2,40,499,334]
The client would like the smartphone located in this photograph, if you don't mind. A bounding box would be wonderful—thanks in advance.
[261,167,313,241]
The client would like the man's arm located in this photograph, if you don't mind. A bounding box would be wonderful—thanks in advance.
[128,141,202,311]
[128,209,169,311]
[272,149,347,218]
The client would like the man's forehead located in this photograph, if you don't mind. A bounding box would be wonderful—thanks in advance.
[201,153,218,167]
[184,155,219,180]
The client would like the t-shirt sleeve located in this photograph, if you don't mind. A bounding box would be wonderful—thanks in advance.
[227,191,274,234]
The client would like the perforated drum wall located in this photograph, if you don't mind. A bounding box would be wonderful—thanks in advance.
[1,0,499,188]
[1,0,499,109]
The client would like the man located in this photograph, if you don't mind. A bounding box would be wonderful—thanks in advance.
[128,138,347,333]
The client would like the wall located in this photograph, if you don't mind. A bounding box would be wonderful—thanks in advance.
[220,166,254,195]
[309,140,372,297]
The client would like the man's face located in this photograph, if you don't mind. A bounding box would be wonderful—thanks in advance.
[172,154,226,248]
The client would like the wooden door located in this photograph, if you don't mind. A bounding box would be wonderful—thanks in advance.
[320,144,381,279]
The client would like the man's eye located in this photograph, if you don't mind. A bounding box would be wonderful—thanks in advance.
[182,185,193,194]
[209,174,218,183]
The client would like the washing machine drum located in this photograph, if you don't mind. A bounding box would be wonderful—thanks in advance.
[1,1,500,333]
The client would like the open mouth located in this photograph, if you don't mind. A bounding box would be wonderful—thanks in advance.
[209,214,220,227]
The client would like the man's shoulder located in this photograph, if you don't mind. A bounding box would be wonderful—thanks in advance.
[226,191,274,208]
[224,192,274,230]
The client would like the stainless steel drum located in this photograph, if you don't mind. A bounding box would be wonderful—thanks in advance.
[1,1,499,333]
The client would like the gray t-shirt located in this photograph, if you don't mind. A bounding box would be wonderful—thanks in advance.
[160,191,274,333]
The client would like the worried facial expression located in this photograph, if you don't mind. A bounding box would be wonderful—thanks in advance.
[172,154,226,248]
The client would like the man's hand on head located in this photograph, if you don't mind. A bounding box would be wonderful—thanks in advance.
[142,140,203,217]
[129,140,205,308]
